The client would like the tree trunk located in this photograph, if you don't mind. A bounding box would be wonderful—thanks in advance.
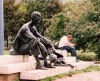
[6,35,9,49]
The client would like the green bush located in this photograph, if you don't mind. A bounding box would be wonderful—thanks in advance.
[91,35,100,60]
[50,14,69,41]
[77,52,96,61]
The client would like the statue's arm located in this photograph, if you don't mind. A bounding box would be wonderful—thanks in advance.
[25,28,37,41]
[34,27,50,43]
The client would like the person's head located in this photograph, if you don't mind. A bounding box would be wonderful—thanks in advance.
[67,35,73,41]
[31,11,42,25]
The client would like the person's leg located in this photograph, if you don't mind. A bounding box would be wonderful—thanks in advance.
[70,47,77,57]
[60,46,77,57]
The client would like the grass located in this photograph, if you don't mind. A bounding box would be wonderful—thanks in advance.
[40,65,100,81]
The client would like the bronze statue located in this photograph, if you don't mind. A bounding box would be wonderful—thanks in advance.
[10,11,67,69]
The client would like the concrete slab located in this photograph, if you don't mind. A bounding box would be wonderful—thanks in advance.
[20,66,71,80]
[0,55,76,75]
[20,62,94,80]
[64,57,76,64]
[0,55,35,65]
[71,61,94,70]
[0,61,36,74]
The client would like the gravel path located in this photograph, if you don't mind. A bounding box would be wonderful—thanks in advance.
[54,71,100,81]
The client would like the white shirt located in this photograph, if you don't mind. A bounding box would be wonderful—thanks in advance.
[58,36,69,47]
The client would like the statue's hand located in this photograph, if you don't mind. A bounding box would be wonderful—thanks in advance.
[36,38,41,43]
[46,39,51,45]
[34,38,40,45]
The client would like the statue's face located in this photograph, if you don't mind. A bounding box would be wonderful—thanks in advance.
[32,14,42,25]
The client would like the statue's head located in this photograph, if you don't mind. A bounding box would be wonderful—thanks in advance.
[31,11,42,25]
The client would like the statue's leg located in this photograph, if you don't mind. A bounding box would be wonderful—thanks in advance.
[37,42,55,68]
[18,41,46,69]
[37,42,48,64]
[32,45,43,69]
[30,44,47,69]
[18,43,31,54]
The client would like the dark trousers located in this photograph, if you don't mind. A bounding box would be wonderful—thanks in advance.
[60,46,77,57]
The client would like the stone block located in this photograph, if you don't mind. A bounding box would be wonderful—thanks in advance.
[20,66,71,80]
[20,61,94,80]
[0,61,36,74]
[0,55,35,65]
[64,57,76,64]
[72,61,94,70]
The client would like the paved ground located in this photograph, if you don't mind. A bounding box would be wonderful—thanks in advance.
[54,71,100,81]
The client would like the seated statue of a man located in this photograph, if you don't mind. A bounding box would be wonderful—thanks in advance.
[10,11,58,69]
[10,11,68,69]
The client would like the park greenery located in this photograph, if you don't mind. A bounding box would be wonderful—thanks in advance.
[4,0,100,60]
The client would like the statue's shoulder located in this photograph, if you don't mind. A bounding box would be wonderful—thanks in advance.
[21,22,29,30]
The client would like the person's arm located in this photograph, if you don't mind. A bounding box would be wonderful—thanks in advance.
[65,37,75,47]
[66,42,75,48]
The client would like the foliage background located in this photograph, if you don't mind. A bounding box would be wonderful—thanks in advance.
[4,0,100,60]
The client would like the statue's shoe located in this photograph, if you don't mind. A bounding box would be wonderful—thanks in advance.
[54,61,61,66]
[44,64,56,68]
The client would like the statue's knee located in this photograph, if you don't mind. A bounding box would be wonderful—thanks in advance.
[49,54,57,63]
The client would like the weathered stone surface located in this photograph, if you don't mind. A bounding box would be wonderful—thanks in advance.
[20,62,94,80]
[0,61,36,74]
[71,61,94,71]
[0,55,35,65]
[20,66,71,80]
[0,55,94,81]
[54,71,100,81]
[64,57,76,64]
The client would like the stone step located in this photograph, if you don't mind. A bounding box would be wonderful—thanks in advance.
[0,55,76,75]
[71,61,94,70]
[20,62,93,80]
[0,55,35,65]
[64,57,76,64]
[0,61,36,74]
[20,66,71,80]
[0,55,75,65]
